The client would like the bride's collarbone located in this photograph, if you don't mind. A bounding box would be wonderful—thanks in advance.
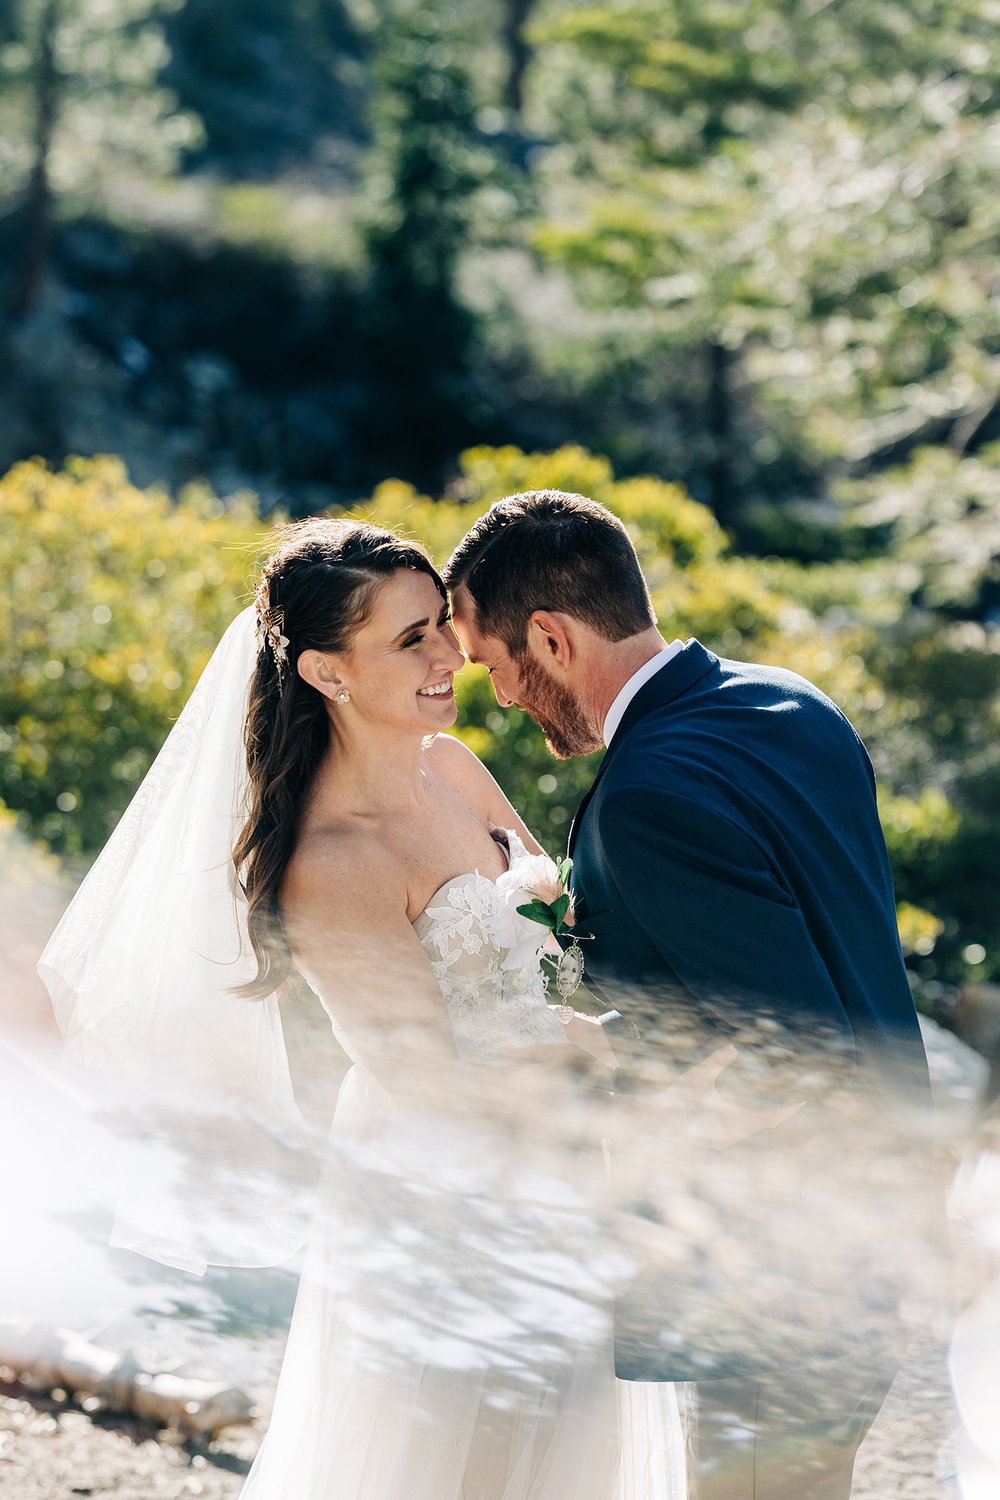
[292,781,509,920]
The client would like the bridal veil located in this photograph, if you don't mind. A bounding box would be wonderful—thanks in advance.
[37,607,310,1273]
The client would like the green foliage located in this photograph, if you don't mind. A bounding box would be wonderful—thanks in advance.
[837,444,1000,618]
[163,0,362,176]
[526,0,1000,518]
[4,440,997,993]
[878,778,997,988]
[896,901,945,960]
[0,0,201,203]
[0,455,265,855]
[516,898,558,931]
[357,0,499,479]
[0,793,61,884]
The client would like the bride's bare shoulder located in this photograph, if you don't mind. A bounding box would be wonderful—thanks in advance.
[424,732,495,806]
[424,733,544,854]
[424,729,481,773]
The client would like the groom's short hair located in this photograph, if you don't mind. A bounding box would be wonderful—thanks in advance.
[443,490,656,655]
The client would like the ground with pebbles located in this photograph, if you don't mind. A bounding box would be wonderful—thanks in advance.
[0,1335,960,1500]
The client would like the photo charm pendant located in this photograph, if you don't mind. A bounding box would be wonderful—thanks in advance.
[556,941,585,1001]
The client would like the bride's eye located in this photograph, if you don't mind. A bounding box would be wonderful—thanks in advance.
[402,610,450,649]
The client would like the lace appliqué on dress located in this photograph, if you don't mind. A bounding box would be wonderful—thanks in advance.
[420,875,499,972]
[411,840,566,1065]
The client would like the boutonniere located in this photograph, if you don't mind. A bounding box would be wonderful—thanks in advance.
[515,857,588,1016]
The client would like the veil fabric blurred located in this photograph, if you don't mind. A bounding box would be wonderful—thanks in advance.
[38,607,312,1274]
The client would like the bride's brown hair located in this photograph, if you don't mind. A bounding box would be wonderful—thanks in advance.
[234,517,447,999]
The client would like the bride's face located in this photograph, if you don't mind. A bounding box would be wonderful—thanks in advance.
[330,568,465,733]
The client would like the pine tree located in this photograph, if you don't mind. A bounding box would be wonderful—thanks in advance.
[357,0,496,482]
[528,0,1000,521]
[1,0,199,316]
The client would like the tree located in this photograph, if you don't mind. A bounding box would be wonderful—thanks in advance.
[0,0,200,316]
[163,0,363,176]
[356,0,497,485]
[525,0,1000,523]
[500,0,534,118]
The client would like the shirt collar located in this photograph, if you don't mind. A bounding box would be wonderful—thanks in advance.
[602,641,683,747]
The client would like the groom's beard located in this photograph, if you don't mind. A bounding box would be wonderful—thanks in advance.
[517,654,603,759]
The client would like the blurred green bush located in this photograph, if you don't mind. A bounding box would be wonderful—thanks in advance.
[0,455,265,856]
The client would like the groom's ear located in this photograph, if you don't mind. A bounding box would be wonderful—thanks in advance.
[527,611,574,669]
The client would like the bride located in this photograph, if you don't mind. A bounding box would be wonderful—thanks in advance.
[40,517,684,1500]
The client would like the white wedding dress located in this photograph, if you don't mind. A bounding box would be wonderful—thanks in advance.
[239,832,685,1500]
[37,610,681,1497]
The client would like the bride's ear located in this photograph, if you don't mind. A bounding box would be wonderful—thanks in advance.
[297,648,347,701]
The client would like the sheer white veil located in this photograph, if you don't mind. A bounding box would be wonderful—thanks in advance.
[38,607,313,1273]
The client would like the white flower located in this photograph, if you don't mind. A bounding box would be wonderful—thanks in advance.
[267,622,289,664]
[493,853,562,972]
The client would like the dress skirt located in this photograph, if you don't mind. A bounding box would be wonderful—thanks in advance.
[238,1065,684,1500]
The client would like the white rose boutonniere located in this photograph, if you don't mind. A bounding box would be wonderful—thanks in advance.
[494,854,586,1011]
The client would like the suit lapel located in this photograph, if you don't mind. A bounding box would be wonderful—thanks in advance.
[567,640,719,856]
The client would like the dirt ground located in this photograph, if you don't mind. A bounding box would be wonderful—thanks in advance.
[0,1335,960,1500]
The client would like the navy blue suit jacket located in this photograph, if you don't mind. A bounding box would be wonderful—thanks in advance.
[568,642,930,1380]
[570,640,927,1087]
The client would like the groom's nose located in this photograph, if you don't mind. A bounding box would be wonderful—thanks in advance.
[492,680,514,708]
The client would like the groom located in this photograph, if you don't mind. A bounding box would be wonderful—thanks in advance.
[444,489,930,1500]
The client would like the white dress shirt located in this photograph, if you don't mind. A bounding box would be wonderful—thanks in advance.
[602,641,683,746]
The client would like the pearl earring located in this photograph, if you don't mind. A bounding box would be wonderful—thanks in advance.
[335,690,351,704]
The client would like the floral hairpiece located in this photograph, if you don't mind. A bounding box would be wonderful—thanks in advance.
[254,580,290,676]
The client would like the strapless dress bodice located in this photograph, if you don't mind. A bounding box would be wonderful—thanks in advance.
[411,832,566,1063]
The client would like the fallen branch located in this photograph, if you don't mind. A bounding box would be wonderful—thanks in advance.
[0,1322,253,1438]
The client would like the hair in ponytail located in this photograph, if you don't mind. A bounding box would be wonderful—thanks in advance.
[233,517,447,999]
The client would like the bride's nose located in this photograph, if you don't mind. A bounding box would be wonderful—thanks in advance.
[437,630,466,671]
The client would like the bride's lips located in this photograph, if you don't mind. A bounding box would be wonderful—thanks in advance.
[416,680,454,701]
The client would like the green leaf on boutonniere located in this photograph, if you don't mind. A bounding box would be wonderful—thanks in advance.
[557,857,573,887]
[516,899,557,931]
[551,893,571,931]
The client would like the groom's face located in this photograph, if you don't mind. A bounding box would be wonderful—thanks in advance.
[452,589,600,760]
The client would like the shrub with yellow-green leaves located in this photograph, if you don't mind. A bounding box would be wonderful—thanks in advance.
[1,456,267,856]
[6,445,987,987]
[11,443,774,861]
